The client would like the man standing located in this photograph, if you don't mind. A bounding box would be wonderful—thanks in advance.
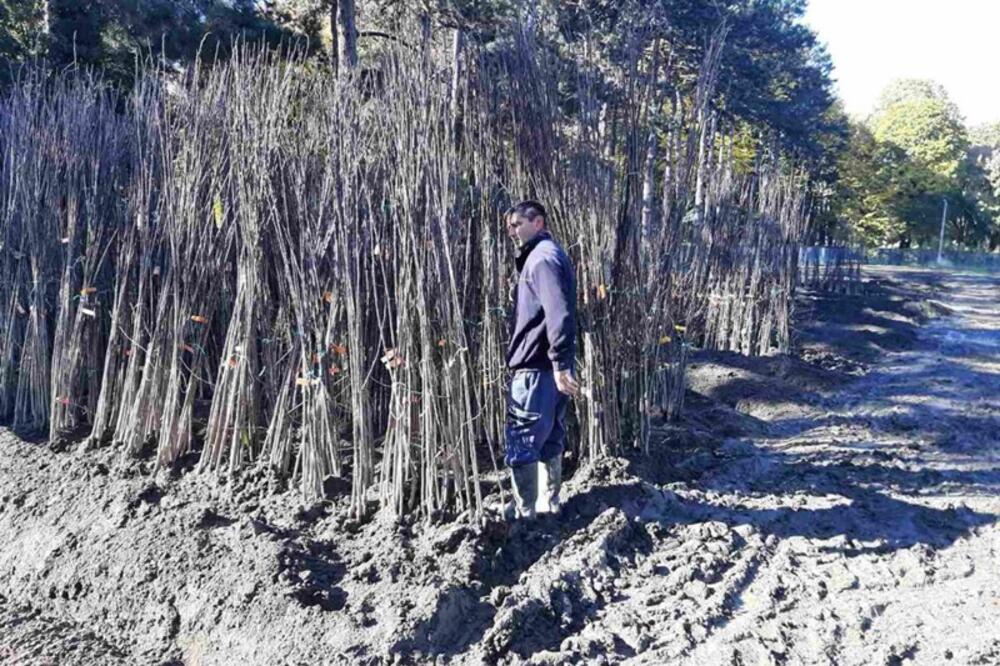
[505,200,579,520]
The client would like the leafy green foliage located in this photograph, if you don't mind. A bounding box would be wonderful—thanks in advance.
[836,122,907,247]
[0,0,48,65]
[872,96,968,185]
[716,0,839,161]
[970,121,1000,150]
[970,122,1000,237]
[1,0,306,85]
[870,78,962,124]
[830,78,999,250]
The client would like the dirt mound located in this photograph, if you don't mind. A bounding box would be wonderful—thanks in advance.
[0,594,128,665]
[0,422,735,665]
[682,268,948,424]
[795,268,946,369]
[686,350,847,421]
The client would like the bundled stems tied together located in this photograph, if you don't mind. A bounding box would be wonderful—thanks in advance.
[0,21,812,522]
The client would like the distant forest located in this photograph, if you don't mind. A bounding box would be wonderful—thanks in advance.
[1,1,997,249]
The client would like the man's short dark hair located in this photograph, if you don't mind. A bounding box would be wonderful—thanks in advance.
[511,200,547,224]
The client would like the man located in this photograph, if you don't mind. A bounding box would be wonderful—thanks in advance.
[505,200,579,520]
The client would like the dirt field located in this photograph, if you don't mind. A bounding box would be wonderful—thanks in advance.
[1,267,998,665]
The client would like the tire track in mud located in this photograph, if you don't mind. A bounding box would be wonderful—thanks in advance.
[667,270,1000,666]
[0,595,129,665]
[474,270,999,666]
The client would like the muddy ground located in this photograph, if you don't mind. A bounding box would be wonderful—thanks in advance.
[1,266,998,665]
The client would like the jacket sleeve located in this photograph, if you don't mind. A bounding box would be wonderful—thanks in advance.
[530,254,576,372]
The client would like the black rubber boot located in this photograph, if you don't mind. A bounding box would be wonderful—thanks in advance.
[536,455,562,515]
[509,462,538,520]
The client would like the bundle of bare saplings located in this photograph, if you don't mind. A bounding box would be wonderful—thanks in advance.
[0,27,808,522]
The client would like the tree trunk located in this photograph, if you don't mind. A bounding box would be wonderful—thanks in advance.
[40,0,51,38]
[640,42,663,248]
[328,0,339,75]
[420,13,431,61]
[449,28,465,139]
[336,0,357,72]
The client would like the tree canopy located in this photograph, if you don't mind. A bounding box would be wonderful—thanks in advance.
[0,0,304,84]
[824,78,999,250]
[21,1,1000,249]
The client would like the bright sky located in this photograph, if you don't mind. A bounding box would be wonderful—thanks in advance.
[804,0,1000,128]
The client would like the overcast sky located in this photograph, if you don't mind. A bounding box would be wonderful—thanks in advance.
[804,0,1000,128]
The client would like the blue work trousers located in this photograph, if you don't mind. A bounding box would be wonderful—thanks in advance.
[505,368,568,467]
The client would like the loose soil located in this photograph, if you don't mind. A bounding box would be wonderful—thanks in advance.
[1,267,998,665]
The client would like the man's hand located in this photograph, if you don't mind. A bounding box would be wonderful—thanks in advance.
[554,369,580,397]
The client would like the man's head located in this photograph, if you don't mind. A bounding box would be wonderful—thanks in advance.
[507,200,547,246]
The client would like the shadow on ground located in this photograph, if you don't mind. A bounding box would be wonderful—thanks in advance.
[394,269,999,663]
[395,420,996,662]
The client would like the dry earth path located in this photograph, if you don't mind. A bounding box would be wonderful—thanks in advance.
[648,270,1000,665]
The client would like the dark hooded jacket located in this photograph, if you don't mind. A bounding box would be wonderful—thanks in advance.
[507,231,576,372]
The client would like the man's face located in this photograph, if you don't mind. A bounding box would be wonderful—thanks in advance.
[507,212,545,246]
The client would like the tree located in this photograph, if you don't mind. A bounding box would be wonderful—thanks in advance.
[334,0,357,72]
[831,79,999,250]
[970,121,1000,149]
[0,0,47,64]
[715,0,840,162]
[832,119,907,246]
[872,96,968,186]
[970,121,1000,223]
[964,122,1000,249]
[1,0,303,83]
[870,78,962,125]
[863,81,970,246]
[47,0,108,68]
